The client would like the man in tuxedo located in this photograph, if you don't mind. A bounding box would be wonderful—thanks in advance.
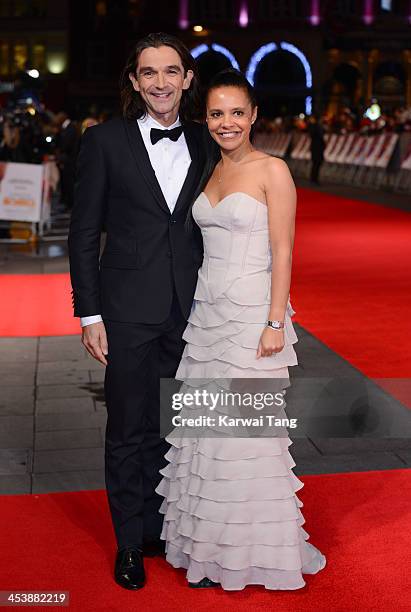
[68,33,216,590]
[308,115,325,184]
[55,112,80,209]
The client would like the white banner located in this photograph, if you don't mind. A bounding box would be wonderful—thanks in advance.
[277,133,291,157]
[353,136,375,165]
[400,142,411,170]
[328,135,348,163]
[363,134,385,167]
[350,136,369,165]
[302,134,312,160]
[324,134,338,162]
[375,133,398,168]
[344,136,363,164]
[335,133,357,164]
[0,162,44,222]
[254,133,292,158]
[291,134,309,159]
[256,130,401,171]
[41,161,56,224]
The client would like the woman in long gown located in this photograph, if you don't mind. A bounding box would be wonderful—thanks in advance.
[156,69,326,591]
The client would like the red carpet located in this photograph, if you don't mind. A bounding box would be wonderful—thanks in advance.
[1,469,409,611]
[292,188,411,378]
[0,274,79,336]
[0,189,410,381]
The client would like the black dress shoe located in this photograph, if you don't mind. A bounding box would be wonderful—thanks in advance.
[188,578,220,588]
[114,547,145,590]
[142,539,166,557]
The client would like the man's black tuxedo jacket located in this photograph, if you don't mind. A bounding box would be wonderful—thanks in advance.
[58,121,80,165]
[68,117,218,324]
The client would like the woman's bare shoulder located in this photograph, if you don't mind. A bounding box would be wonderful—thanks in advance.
[249,153,289,173]
[250,155,293,187]
[263,155,291,174]
[262,158,296,209]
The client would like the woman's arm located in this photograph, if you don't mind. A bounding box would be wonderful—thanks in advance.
[257,157,296,358]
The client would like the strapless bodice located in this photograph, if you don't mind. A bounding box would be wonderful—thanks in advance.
[193,191,271,266]
[176,190,298,377]
[192,192,272,305]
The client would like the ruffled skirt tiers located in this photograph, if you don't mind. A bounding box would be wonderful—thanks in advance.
[156,265,326,590]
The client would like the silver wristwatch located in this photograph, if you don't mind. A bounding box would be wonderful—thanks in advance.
[266,320,284,330]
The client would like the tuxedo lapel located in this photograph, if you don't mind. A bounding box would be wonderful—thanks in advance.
[172,122,202,215]
[123,119,170,214]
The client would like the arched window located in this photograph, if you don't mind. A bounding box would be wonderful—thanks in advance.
[246,42,313,115]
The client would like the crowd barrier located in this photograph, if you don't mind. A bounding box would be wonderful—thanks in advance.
[0,160,58,240]
[254,130,411,194]
[253,132,292,158]
[396,137,411,192]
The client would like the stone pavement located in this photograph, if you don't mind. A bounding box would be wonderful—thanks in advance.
[0,326,409,495]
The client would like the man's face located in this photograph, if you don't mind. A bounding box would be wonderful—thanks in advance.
[129,45,193,123]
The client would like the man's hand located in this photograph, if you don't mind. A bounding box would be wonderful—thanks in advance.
[82,321,108,365]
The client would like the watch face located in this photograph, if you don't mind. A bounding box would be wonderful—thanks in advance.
[268,321,283,329]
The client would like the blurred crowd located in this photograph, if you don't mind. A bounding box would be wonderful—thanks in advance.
[254,104,411,136]
[2,96,411,208]
[0,100,110,208]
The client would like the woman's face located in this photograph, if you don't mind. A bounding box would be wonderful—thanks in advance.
[206,86,257,151]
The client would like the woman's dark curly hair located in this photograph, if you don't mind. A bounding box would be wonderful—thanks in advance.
[119,32,201,121]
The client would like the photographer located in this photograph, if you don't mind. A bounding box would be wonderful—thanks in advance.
[54,112,80,210]
[0,115,31,163]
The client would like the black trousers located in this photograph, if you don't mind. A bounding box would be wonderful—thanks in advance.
[103,293,186,549]
[310,158,323,184]
[61,163,75,209]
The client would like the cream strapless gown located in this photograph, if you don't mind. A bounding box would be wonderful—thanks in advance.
[156,192,326,590]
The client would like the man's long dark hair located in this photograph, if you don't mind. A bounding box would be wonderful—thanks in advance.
[119,32,201,121]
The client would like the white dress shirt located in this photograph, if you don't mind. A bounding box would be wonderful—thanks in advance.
[80,113,191,327]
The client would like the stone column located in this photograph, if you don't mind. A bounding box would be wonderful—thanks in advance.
[403,50,411,107]
[366,49,379,102]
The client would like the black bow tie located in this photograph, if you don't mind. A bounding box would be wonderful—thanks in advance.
[150,126,183,145]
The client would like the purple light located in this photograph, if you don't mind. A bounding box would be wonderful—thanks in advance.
[309,0,320,25]
[363,0,374,25]
[178,0,189,29]
[239,1,248,27]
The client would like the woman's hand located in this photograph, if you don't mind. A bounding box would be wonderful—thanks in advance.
[257,327,285,359]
